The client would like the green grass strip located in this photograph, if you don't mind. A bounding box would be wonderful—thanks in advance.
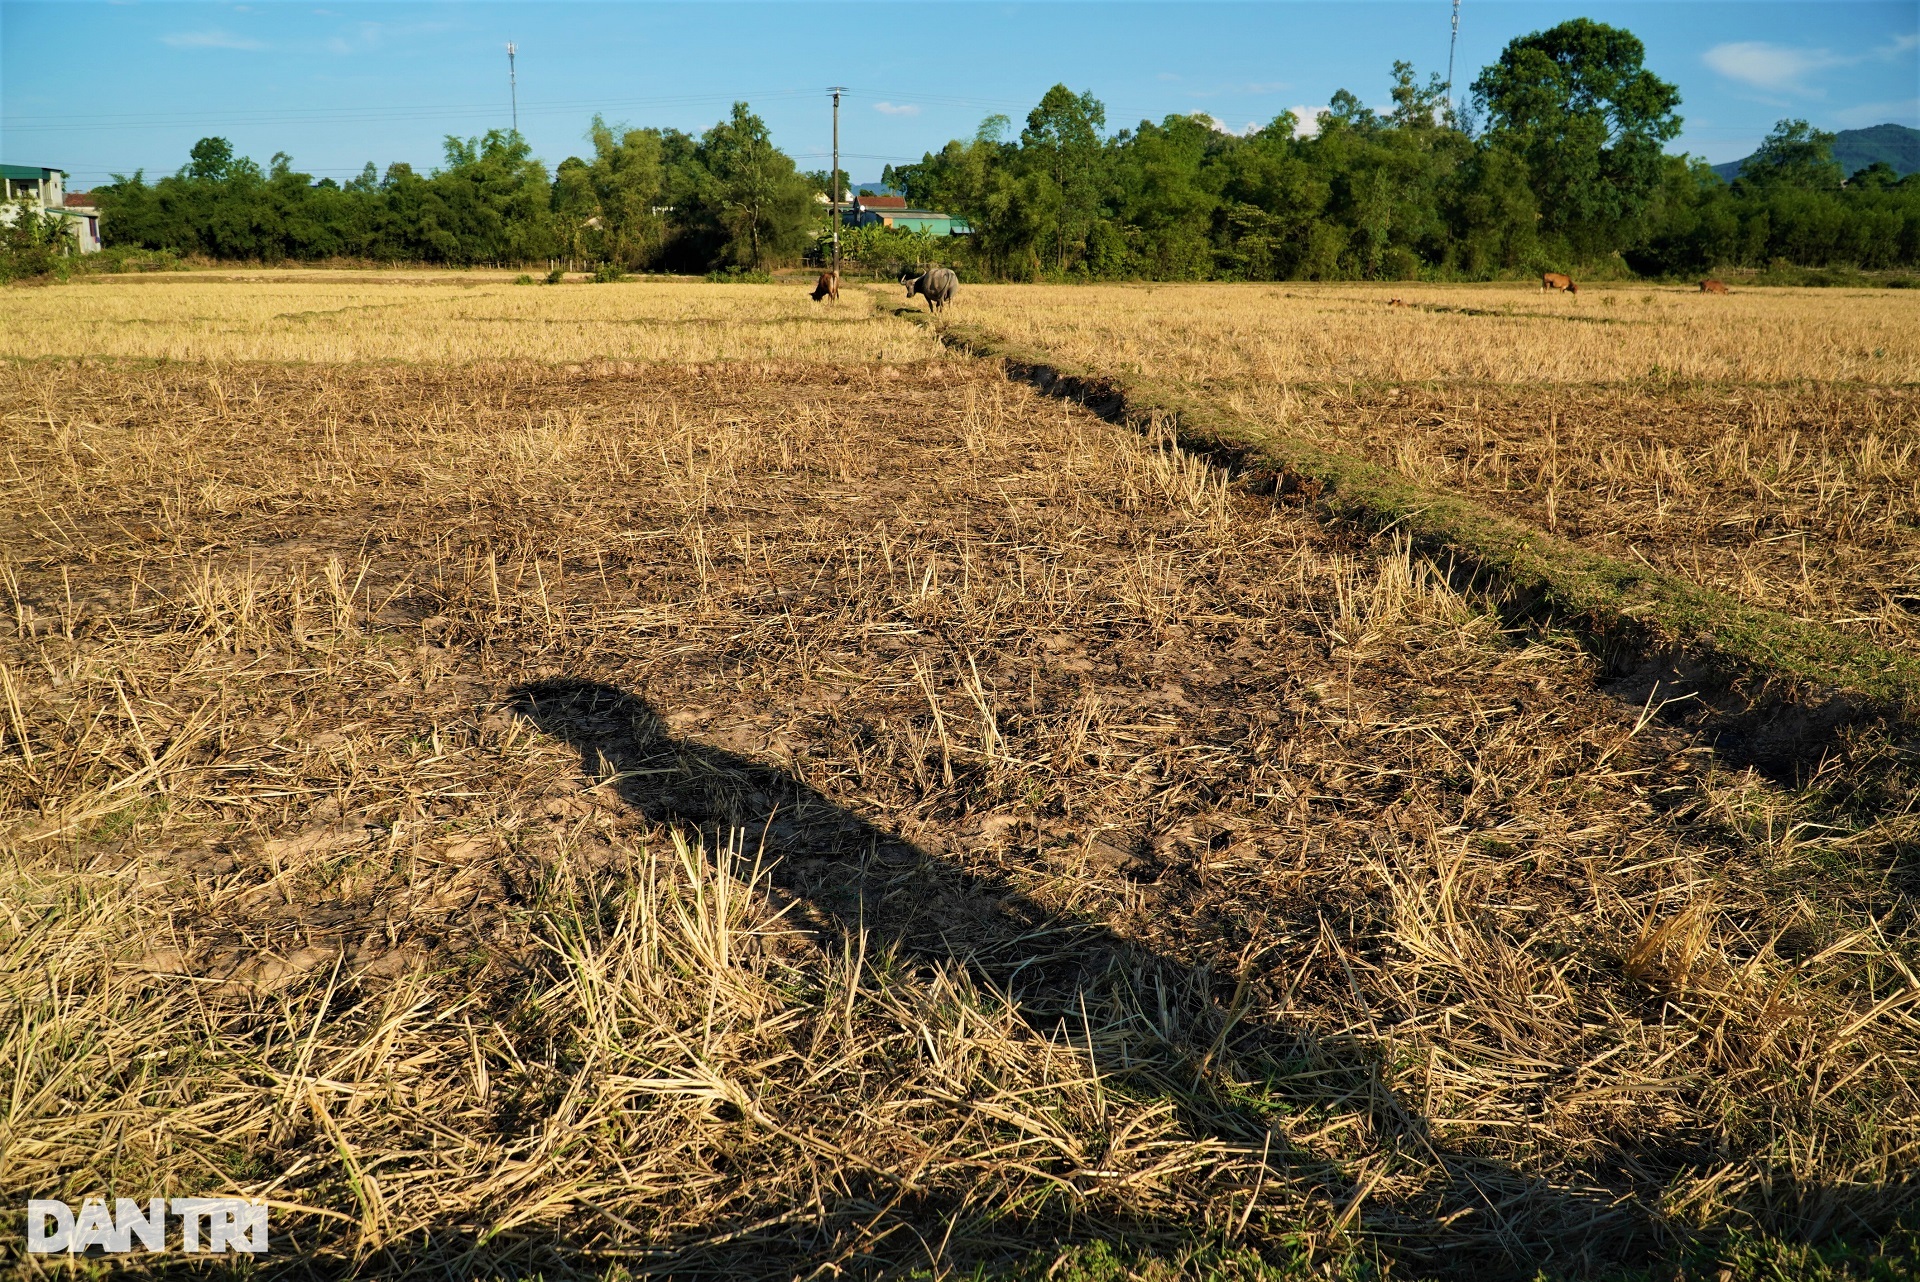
[937,317,1920,720]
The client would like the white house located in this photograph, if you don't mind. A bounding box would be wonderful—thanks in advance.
[1,164,101,253]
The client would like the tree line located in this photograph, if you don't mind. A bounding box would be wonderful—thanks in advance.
[889,20,1918,280]
[87,19,1920,280]
[94,103,817,273]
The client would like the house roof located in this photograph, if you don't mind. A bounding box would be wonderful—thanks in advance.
[855,194,906,209]
[0,164,62,180]
[64,192,94,208]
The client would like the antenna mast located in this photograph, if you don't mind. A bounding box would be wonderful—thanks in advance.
[507,42,519,134]
[829,86,847,289]
[1445,0,1460,121]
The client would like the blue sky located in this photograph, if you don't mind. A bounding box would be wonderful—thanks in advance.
[3,1,1915,189]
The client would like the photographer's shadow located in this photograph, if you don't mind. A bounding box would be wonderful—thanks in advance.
[506,677,1646,1274]
[508,678,1245,1098]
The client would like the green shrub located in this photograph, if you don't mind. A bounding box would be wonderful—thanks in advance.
[703,266,773,283]
[1381,245,1423,281]
[0,199,76,283]
[815,224,959,281]
[545,267,565,284]
[591,262,626,283]
[513,273,536,285]
[93,246,184,274]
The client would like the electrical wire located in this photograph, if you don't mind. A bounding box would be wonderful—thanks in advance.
[2,88,825,134]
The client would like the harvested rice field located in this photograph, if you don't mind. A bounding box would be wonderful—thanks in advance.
[2,276,1918,1280]
[1227,381,1920,656]
[959,282,1920,385]
[960,283,1920,657]
[0,270,941,364]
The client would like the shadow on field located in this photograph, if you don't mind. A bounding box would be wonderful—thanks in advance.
[505,677,1673,1280]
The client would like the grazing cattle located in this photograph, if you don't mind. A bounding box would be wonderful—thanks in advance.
[1388,297,1409,308]
[1541,272,1578,294]
[902,267,958,312]
[1700,278,1730,295]
[810,270,839,302]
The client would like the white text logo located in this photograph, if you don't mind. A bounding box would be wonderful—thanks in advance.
[26,1198,268,1254]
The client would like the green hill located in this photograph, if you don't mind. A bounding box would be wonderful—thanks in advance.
[1711,122,1919,183]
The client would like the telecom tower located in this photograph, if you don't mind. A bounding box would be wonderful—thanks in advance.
[1445,0,1460,120]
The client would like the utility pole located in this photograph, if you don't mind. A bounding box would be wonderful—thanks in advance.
[507,42,519,135]
[1445,0,1460,121]
[829,86,847,290]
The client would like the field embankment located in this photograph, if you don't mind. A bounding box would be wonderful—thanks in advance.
[940,283,1920,693]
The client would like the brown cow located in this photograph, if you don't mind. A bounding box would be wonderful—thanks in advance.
[1541,272,1578,294]
[810,270,839,302]
[1388,297,1409,308]
[1700,278,1730,295]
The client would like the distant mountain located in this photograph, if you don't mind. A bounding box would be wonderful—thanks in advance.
[1711,123,1920,183]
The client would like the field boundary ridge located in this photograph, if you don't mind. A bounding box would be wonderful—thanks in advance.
[929,314,1920,726]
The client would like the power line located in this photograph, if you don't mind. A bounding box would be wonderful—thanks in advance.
[0,82,1171,134]
[0,88,824,134]
[791,151,917,162]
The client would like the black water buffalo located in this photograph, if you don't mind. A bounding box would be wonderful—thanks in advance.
[902,267,958,312]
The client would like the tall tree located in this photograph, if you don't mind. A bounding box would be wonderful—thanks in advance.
[694,103,815,269]
[1021,85,1108,272]
[187,137,235,182]
[587,116,667,267]
[1471,19,1681,255]
[1739,119,1844,190]
[431,130,555,264]
[550,156,597,267]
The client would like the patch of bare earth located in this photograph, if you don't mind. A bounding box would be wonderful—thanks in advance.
[2,360,1916,1277]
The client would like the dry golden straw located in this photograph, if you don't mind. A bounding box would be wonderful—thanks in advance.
[1,276,1915,1278]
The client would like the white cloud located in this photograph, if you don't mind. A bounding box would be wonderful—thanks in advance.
[1196,113,1261,136]
[1702,41,1842,95]
[1832,96,1920,129]
[1705,32,1915,98]
[160,28,265,50]
[1287,105,1330,138]
[873,102,920,116]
